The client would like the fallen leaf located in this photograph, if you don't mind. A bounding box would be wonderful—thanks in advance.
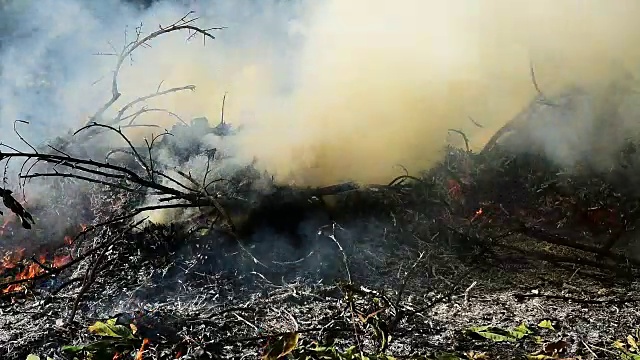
[88,319,135,339]
[261,332,300,360]
[537,320,556,331]
[467,323,533,343]
[628,335,638,351]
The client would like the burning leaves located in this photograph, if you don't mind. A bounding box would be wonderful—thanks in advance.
[1,247,25,271]
[0,252,73,294]
[1,234,75,294]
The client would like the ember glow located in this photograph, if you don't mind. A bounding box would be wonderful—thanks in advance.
[2,262,43,294]
[1,251,74,294]
[136,338,150,360]
[470,208,484,223]
[1,248,25,273]
[1,224,77,294]
[53,255,72,268]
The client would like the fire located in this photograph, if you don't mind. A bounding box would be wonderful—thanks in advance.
[53,255,72,268]
[470,208,484,222]
[2,253,72,294]
[136,338,150,360]
[1,248,26,273]
[2,262,44,293]
[1,223,80,294]
[112,353,122,360]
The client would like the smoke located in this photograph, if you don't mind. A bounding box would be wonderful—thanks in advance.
[2,0,640,190]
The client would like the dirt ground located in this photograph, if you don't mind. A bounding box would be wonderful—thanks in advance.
[2,216,638,360]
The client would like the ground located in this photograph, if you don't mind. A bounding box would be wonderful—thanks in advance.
[2,146,640,360]
[2,210,639,359]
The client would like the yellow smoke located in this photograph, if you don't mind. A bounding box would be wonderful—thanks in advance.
[118,0,640,186]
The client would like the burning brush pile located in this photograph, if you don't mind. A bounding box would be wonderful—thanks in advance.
[3,15,640,360]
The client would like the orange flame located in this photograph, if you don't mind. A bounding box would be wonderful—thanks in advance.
[470,208,484,222]
[1,248,26,273]
[2,261,44,293]
[1,225,80,294]
[136,338,150,360]
[53,255,72,268]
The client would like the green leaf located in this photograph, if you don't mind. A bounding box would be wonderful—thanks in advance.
[61,345,85,354]
[88,318,134,339]
[537,320,555,331]
[467,323,533,343]
[615,340,628,351]
[511,323,533,338]
[473,330,516,342]
[628,335,639,351]
[25,355,40,360]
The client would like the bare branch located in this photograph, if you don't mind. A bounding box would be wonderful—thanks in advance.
[448,129,470,152]
[86,13,223,128]
[13,120,38,154]
[114,85,195,126]
[73,122,152,179]
[530,60,557,107]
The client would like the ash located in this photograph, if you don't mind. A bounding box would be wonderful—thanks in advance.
[3,137,640,359]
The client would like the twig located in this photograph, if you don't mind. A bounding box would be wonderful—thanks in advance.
[463,281,477,304]
[514,292,640,304]
[394,251,426,310]
[448,129,470,152]
[220,91,227,126]
[529,60,557,106]
[30,256,54,273]
[581,339,598,359]
[68,239,114,323]
[87,14,221,127]
[468,116,483,128]
[122,107,187,126]
[73,122,151,179]
[0,220,143,291]
[14,120,37,154]
[113,85,195,126]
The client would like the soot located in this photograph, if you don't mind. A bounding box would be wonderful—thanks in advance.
[237,197,332,248]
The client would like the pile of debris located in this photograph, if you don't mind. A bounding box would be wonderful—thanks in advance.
[2,14,640,360]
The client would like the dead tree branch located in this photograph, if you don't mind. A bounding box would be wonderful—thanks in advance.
[84,12,222,136]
